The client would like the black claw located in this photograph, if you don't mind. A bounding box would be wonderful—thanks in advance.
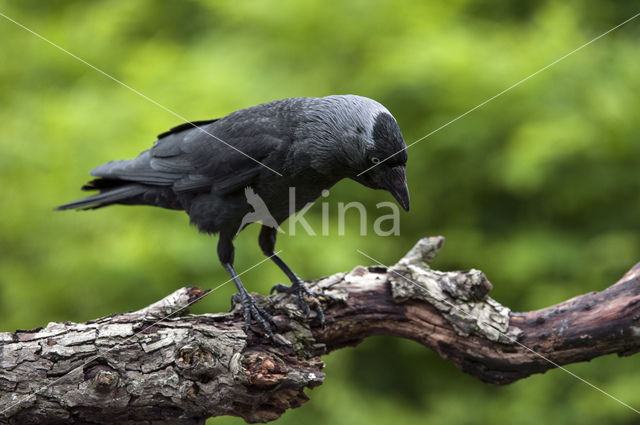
[230,293,241,309]
[231,291,276,339]
[270,283,289,295]
[253,299,277,327]
[270,280,332,326]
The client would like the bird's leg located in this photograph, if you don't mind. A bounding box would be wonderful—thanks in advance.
[224,263,276,338]
[259,226,334,325]
[269,255,336,325]
[218,233,275,338]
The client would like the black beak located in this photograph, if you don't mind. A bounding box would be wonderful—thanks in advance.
[385,166,410,212]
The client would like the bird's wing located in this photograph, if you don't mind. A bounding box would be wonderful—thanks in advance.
[155,119,219,140]
[91,110,289,196]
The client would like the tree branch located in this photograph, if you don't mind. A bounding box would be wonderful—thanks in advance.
[2,236,639,424]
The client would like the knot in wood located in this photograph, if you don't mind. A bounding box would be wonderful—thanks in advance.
[176,344,217,382]
[244,353,285,389]
[90,368,119,393]
[176,344,215,368]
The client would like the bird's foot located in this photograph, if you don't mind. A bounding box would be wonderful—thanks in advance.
[231,291,277,339]
[270,280,335,326]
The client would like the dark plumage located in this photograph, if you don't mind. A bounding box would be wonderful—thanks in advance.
[58,95,410,337]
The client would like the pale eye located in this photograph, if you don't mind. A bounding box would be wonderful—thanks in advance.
[371,157,380,165]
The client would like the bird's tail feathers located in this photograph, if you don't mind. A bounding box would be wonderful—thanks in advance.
[79,177,127,191]
[56,179,147,210]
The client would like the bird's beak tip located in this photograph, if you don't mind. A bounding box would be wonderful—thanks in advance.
[387,166,410,212]
[395,190,410,212]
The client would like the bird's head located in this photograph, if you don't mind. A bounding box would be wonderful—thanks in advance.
[349,110,410,212]
[301,95,409,211]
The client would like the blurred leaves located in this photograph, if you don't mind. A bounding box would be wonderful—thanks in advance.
[1,0,640,424]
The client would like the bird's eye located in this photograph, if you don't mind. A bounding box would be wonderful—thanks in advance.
[371,157,380,165]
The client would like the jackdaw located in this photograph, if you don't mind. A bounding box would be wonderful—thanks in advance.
[57,94,410,337]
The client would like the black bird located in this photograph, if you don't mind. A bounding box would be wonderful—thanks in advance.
[57,95,410,337]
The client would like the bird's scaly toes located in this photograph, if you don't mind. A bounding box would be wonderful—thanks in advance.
[231,291,276,339]
[270,281,335,326]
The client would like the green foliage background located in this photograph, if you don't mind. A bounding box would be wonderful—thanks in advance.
[1,1,640,423]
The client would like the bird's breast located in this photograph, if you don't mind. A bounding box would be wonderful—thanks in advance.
[255,175,338,223]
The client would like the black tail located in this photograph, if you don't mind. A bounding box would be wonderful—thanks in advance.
[56,178,147,210]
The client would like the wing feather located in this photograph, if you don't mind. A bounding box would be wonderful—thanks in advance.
[90,110,288,196]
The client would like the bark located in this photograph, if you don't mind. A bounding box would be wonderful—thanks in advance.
[1,236,639,424]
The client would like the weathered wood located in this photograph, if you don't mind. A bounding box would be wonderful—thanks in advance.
[1,236,639,424]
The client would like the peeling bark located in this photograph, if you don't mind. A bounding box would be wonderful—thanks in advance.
[1,236,639,424]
